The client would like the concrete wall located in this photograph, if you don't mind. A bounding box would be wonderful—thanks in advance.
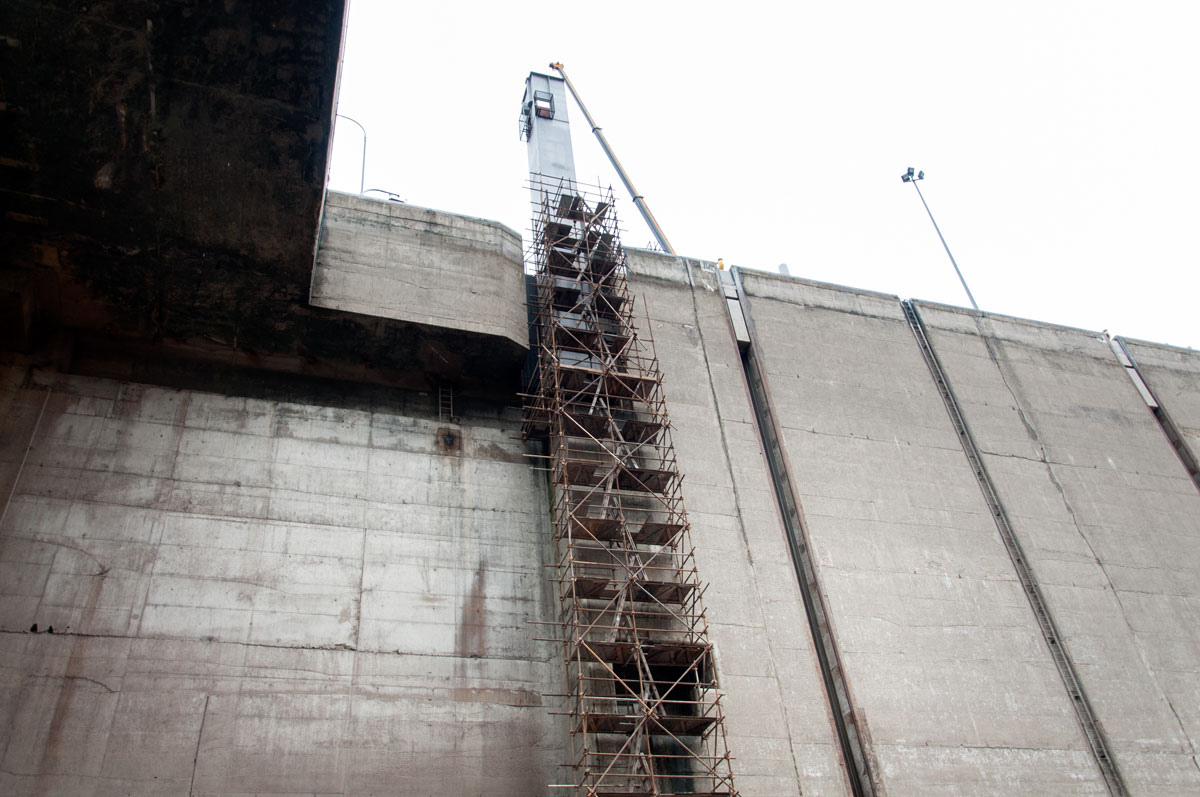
[0,362,561,795]
[4,196,1200,797]
[312,192,529,350]
[735,274,1106,794]
[627,251,852,796]
[917,305,1200,794]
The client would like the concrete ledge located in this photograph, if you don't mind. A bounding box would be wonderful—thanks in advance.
[625,248,694,284]
[312,192,528,350]
[913,299,1109,357]
[741,268,904,321]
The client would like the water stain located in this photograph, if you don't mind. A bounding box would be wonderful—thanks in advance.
[33,570,106,796]
[454,562,487,659]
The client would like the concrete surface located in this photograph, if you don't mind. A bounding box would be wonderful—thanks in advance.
[1120,338,1200,475]
[313,192,529,350]
[0,362,561,795]
[0,2,346,352]
[626,250,852,796]
[917,304,1200,794]
[739,274,1107,794]
[4,160,1200,796]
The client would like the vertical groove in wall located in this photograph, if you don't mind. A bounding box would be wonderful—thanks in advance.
[733,274,875,797]
[1112,338,1200,492]
[901,301,1129,796]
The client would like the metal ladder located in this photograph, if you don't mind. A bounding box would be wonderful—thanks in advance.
[901,300,1128,797]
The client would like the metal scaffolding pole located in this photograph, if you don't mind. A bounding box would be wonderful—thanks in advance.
[523,176,737,796]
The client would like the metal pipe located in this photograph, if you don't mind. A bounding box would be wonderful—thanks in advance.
[335,113,367,195]
[549,62,676,255]
[908,176,978,310]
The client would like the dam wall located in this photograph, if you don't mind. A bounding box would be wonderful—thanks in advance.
[0,363,560,795]
[1,197,1198,795]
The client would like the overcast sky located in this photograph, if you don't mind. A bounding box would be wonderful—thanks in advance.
[328,1,1198,349]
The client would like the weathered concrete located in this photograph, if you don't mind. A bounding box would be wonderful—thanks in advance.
[1120,338,1200,475]
[739,274,1107,794]
[313,192,530,350]
[917,304,1200,794]
[0,2,347,352]
[627,249,850,796]
[4,191,1200,795]
[0,362,561,795]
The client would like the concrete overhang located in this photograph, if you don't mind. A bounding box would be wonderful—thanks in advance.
[312,191,529,350]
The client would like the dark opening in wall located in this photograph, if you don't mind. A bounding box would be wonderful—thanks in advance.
[437,426,460,453]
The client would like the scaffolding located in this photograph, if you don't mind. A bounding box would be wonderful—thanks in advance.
[524,175,737,796]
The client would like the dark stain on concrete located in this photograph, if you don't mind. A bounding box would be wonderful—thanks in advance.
[471,441,526,464]
[33,569,107,796]
[455,562,487,659]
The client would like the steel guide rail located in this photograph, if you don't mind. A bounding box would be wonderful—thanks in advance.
[901,300,1128,797]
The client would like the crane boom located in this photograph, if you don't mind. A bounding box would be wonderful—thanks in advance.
[549,62,676,255]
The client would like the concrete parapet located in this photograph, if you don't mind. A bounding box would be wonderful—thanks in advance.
[625,247,698,284]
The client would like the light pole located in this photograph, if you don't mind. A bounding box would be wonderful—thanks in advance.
[336,113,367,195]
[902,167,978,311]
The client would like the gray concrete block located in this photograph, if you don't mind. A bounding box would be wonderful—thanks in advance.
[312,192,528,349]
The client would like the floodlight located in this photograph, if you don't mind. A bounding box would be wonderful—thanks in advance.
[899,167,979,310]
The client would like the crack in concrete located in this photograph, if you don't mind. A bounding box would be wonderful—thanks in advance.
[1,626,358,653]
[2,534,109,574]
[30,673,118,693]
[188,694,209,796]
[0,626,555,664]
[784,424,969,454]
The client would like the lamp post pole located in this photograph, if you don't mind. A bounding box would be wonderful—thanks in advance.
[336,113,367,195]
[902,168,978,311]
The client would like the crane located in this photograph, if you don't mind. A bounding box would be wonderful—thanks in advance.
[549,62,676,256]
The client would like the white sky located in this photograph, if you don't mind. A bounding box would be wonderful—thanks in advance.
[328,1,1198,349]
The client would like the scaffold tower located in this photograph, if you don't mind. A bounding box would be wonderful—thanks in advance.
[524,174,737,796]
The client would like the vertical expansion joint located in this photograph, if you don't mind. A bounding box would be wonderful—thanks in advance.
[730,269,876,797]
[523,176,737,795]
[1111,337,1200,490]
[901,301,1129,797]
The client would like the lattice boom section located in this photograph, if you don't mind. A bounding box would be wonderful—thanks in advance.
[524,175,737,797]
